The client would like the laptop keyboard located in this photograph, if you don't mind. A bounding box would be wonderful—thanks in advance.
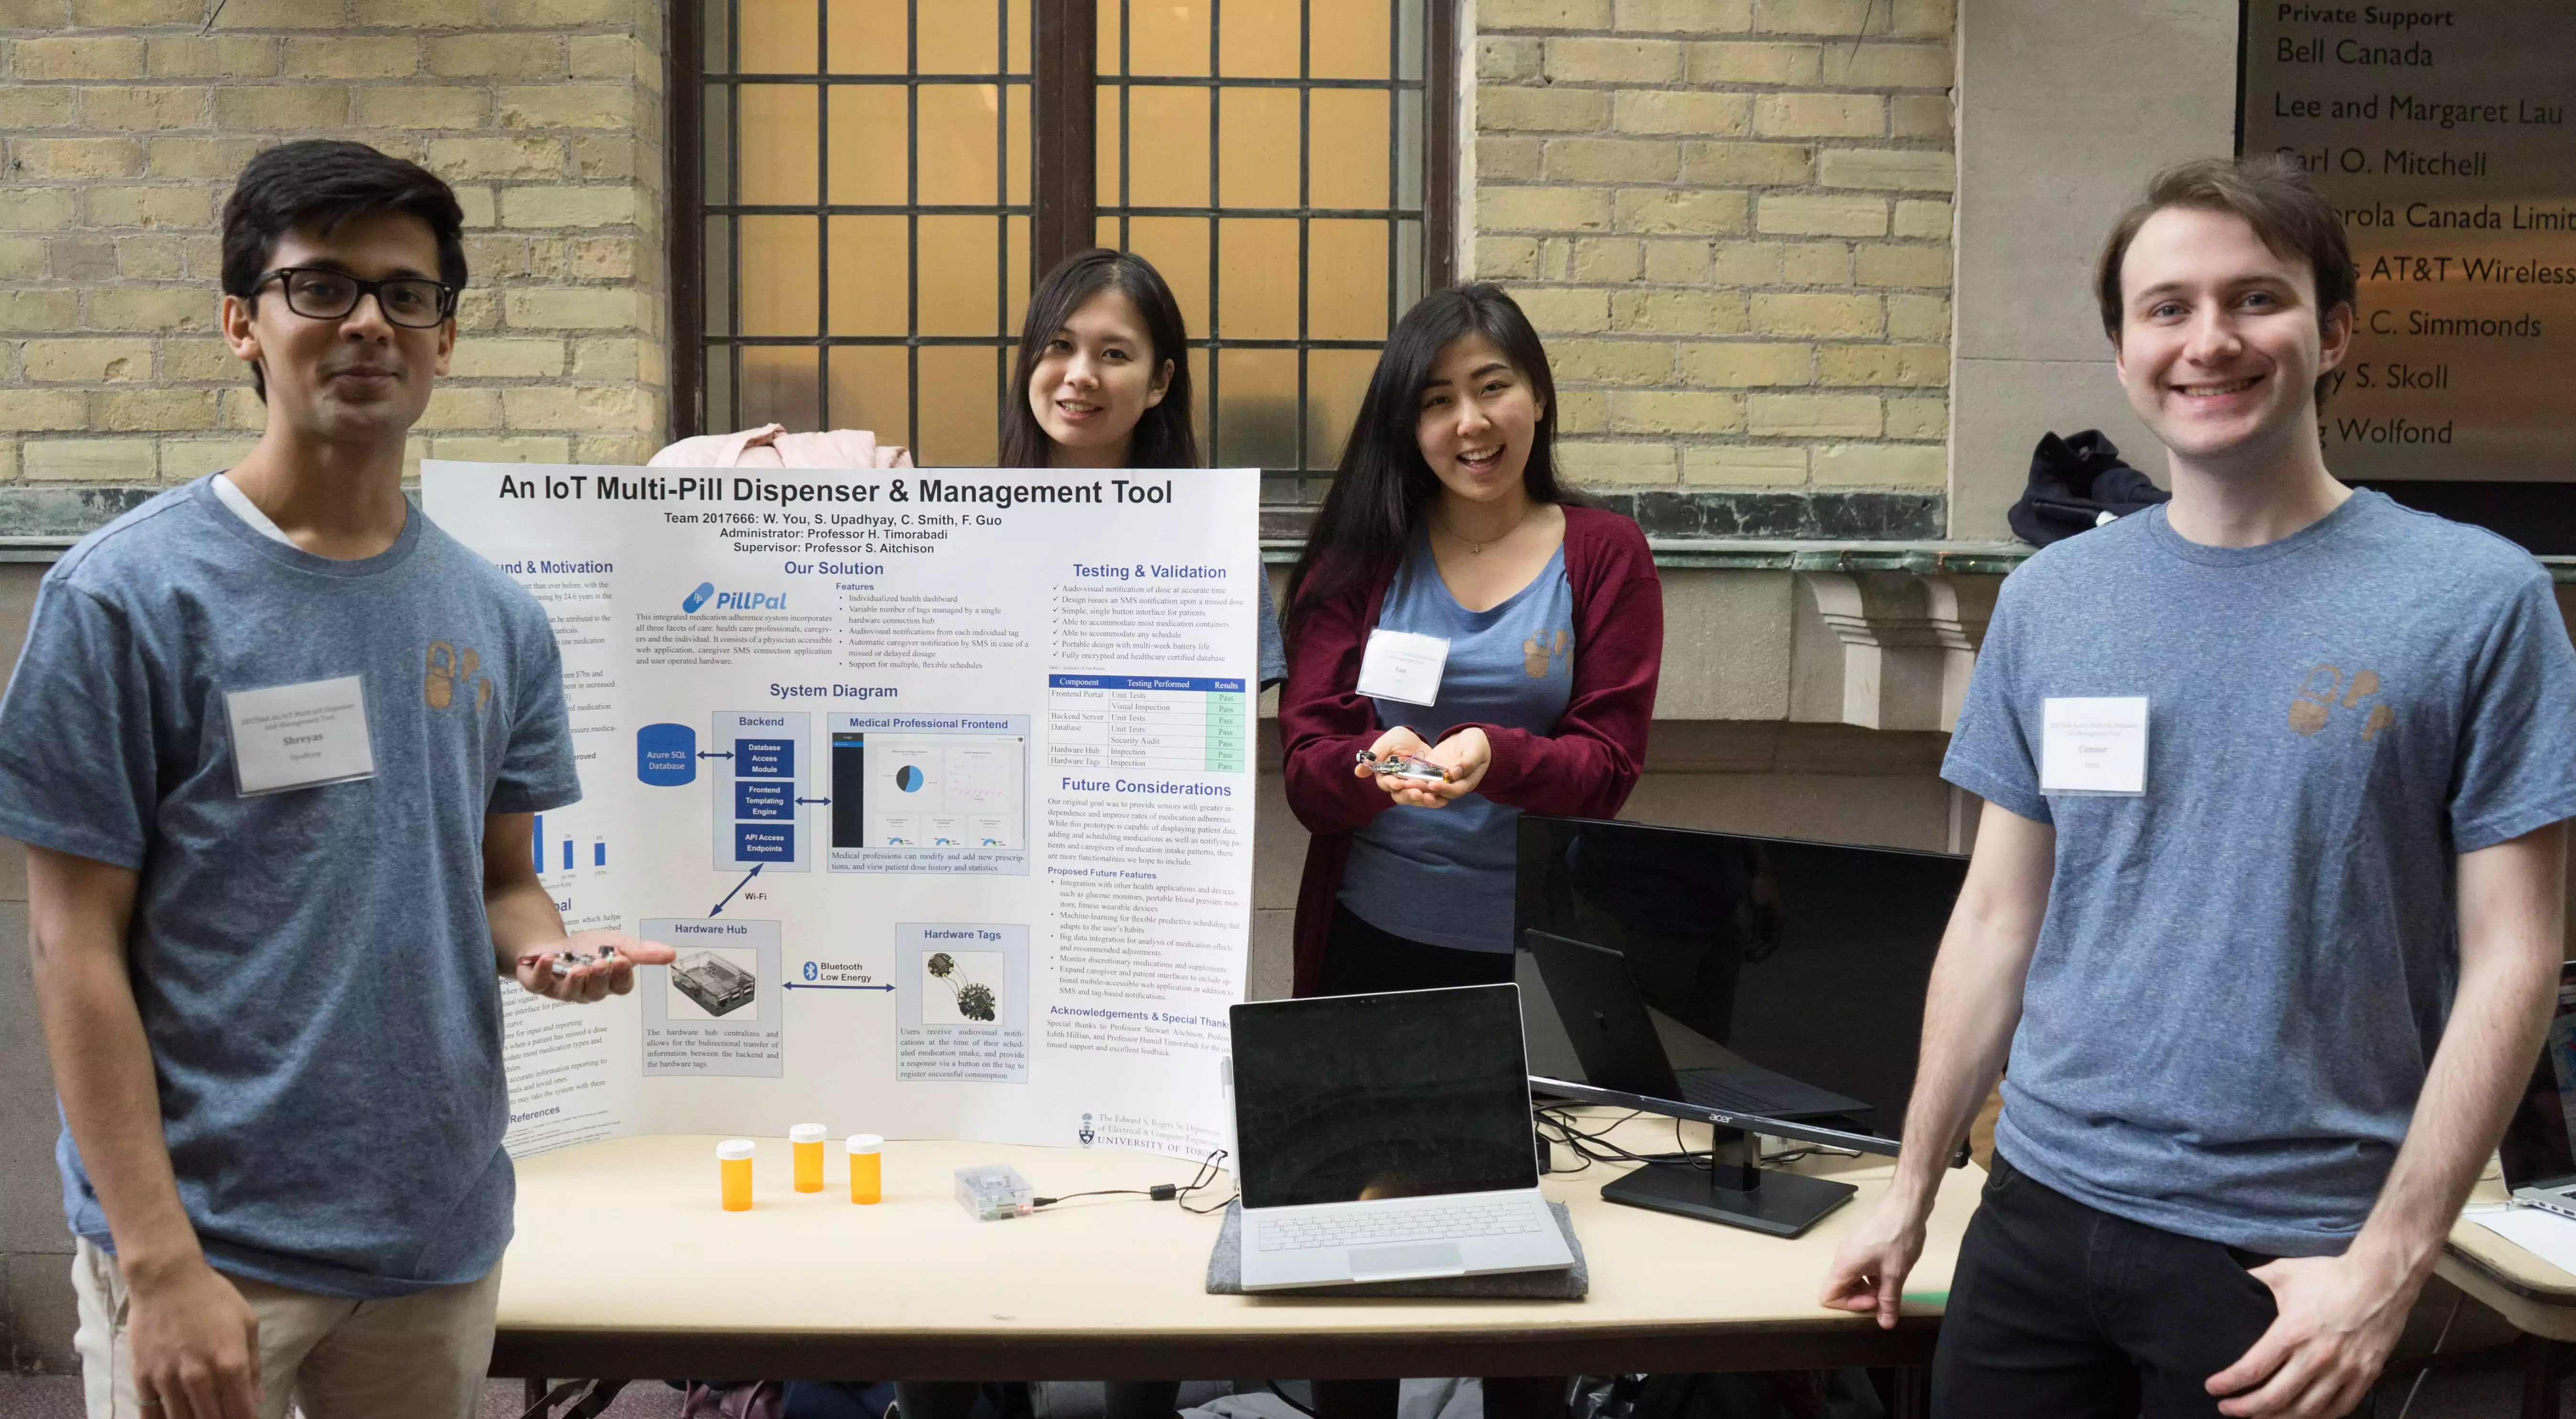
[1678,1072,1782,1114]
[1254,1200,1544,1253]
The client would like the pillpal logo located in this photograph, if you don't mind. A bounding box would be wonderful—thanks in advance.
[682,581,714,613]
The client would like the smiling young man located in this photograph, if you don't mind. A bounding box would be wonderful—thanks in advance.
[1820,155,2576,1418]
[0,141,672,1419]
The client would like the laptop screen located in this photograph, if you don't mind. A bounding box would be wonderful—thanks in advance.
[2500,962,2576,1190]
[1229,985,1538,1210]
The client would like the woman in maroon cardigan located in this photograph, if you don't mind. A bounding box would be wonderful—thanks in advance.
[1280,283,1663,1002]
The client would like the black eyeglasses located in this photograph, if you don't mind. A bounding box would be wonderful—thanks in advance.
[252,267,458,329]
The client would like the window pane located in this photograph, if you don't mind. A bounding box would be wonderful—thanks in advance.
[828,85,907,206]
[1217,218,1297,339]
[825,0,906,73]
[1008,0,1031,73]
[1005,214,1031,333]
[828,345,910,445]
[918,345,1000,465]
[1126,217,1207,335]
[1308,219,1387,341]
[919,0,999,74]
[1396,217,1422,313]
[740,0,818,73]
[1127,86,1208,208]
[828,216,907,335]
[918,85,1002,206]
[1219,0,1298,78]
[743,346,822,432]
[1309,0,1389,79]
[708,345,737,431]
[1309,88,1388,210]
[705,0,730,71]
[1095,84,1122,205]
[740,216,820,335]
[1217,347,1298,469]
[1007,81,1030,206]
[739,85,819,205]
[703,87,733,203]
[1304,347,1377,469]
[918,214,1001,336]
[1396,0,1424,80]
[703,216,733,335]
[1397,85,1423,206]
[1094,0,1121,75]
[1128,0,1208,76]
[1217,87,1298,210]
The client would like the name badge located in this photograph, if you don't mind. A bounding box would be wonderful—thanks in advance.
[1356,629,1450,707]
[227,675,378,797]
[2041,696,2148,797]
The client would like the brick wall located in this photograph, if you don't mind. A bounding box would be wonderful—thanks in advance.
[0,0,668,528]
[1469,0,1956,539]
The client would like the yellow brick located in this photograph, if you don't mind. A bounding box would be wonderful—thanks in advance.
[503,286,635,330]
[0,441,15,482]
[1753,92,1882,138]
[1856,243,1950,288]
[15,37,147,80]
[570,337,637,380]
[26,437,154,480]
[1704,240,1783,285]
[212,86,351,130]
[1505,285,1612,334]
[353,0,488,22]
[1818,147,1954,192]
[1550,338,1673,386]
[503,383,652,431]
[159,435,260,480]
[1885,396,1946,438]
[1753,0,1888,34]
[1812,443,1943,486]
[145,36,279,79]
[88,288,216,332]
[0,236,46,280]
[497,84,632,130]
[449,337,564,379]
[1542,138,1677,184]
[1613,0,1752,31]
[1816,343,1946,386]
[0,390,89,430]
[0,291,79,330]
[1553,389,1609,435]
[1747,392,1878,436]
[638,340,666,388]
[217,387,267,429]
[1474,236,1542,280]
[1608,287,1748,335]
[1892,198,1950,239]
[147,136,266,179]
[0,0,65,21]
[1543,37,1683,85]
[568,134,637,181]
[178,234,220,273]
[1611,90,1751,137]
[1610,390,1745,433]
[1480,0,1610,27]
[426,136,565,181]
[457,184,498,228]
[96,388,218,432]
[1641,239,1709,284]
[1685,39,1821,84]
[352,86,487,129]
[572,432,659,466]
[0,87,78,130]
[455,288,500,333]
[200,0,342,25]
[1558,440,1676,485]
[72,0,196,20]
[415,387,503,430]
[1891,94,1952,139]
[491,0,624,21]
[1783,241,1854,283]
[428,34,567,78]
[1684,444,1807,485]
[162,336,239,381]
[1477,86,1611,133]
[0,189,79,231]
[12,137,144,180]
[1891,0,1951,38]
[21,338,153,384]
[1480,37,1545,81]
[1478,184,1613,234]
[1477,136,1543,182]
[1756,194,1885,237]
[1887,292,1950,340]
[569,34,636,79]
[1564,237,1644,284]
[568,237,635,281]
[1816,42,1952,87]
[82,86,211,131]
[429,435,573,462]
[1681,140,1812,185]
[500,185,635,229]
[1613,187,1747,236]
[1752,291,1881,337]
[1679,340,1812,387]
[282,36,421,80]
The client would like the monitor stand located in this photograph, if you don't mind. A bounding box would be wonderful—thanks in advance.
[1598,1127,1857,1237]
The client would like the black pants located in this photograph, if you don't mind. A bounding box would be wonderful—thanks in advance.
[1319,902,1517,995]
[1932,1153,2282,1419]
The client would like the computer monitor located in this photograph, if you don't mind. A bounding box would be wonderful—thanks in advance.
[2500,962,2576,1192]
[1515,816,1966,1136]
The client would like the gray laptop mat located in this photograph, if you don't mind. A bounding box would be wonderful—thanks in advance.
[1205,1201,1588,1298]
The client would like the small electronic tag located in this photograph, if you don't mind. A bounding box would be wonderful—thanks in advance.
[2040,696,2148,796]
[226,675,377,797]
[1356,629,1449,706]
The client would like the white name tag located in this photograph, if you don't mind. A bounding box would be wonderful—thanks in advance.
[2041,696,2148,797]
[227,675,378,797]
[1356,629,1450,707]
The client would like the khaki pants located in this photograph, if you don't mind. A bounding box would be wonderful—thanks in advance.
[72,1238,501,1419]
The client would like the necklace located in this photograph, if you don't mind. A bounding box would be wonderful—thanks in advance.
[1435,502,1531,554]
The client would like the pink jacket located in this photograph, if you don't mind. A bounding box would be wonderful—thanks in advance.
[648,424,913,469]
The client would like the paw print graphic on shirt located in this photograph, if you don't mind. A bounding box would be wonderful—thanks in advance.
[1523,629,1571,679]
[425,641,491,714]
[2287,663,2395,742]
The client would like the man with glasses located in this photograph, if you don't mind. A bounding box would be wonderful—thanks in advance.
[0,140,673,1419]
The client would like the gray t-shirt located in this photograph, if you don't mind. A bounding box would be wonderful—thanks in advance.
[1944,490,2576,1256]
[0,478,579,1298]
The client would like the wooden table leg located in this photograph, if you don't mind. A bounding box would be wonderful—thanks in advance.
[2522,1333,2563,1419]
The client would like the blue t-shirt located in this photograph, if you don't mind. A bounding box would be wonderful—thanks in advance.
[1341,533,1575,953]
[1944,490,2576,1256]
[0,478,580,1298]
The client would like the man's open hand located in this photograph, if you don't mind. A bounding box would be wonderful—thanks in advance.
[513,930,677,1003]
[1819,1193,1929,1329]
[2207,1251,2416,1419]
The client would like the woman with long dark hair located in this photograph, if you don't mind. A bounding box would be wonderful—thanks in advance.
[1281,282,1662,998]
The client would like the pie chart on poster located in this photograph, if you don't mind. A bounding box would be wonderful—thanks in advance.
[896,766,925,791]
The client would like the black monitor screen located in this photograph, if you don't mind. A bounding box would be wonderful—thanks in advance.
[1516,816,1965,1133]
[830,732,864,848]
[1230,986,1538,1210]
[2500,964,2576,1189]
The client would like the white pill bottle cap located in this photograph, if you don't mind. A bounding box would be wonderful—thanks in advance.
[790,1124,828,1145]
[717,1138,756,1160]
[848,1133,884,1154]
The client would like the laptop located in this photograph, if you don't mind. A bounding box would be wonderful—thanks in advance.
[1228,984,1574,1291]
[2500,962,2576,1219]
[1526,929,1875,1126]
